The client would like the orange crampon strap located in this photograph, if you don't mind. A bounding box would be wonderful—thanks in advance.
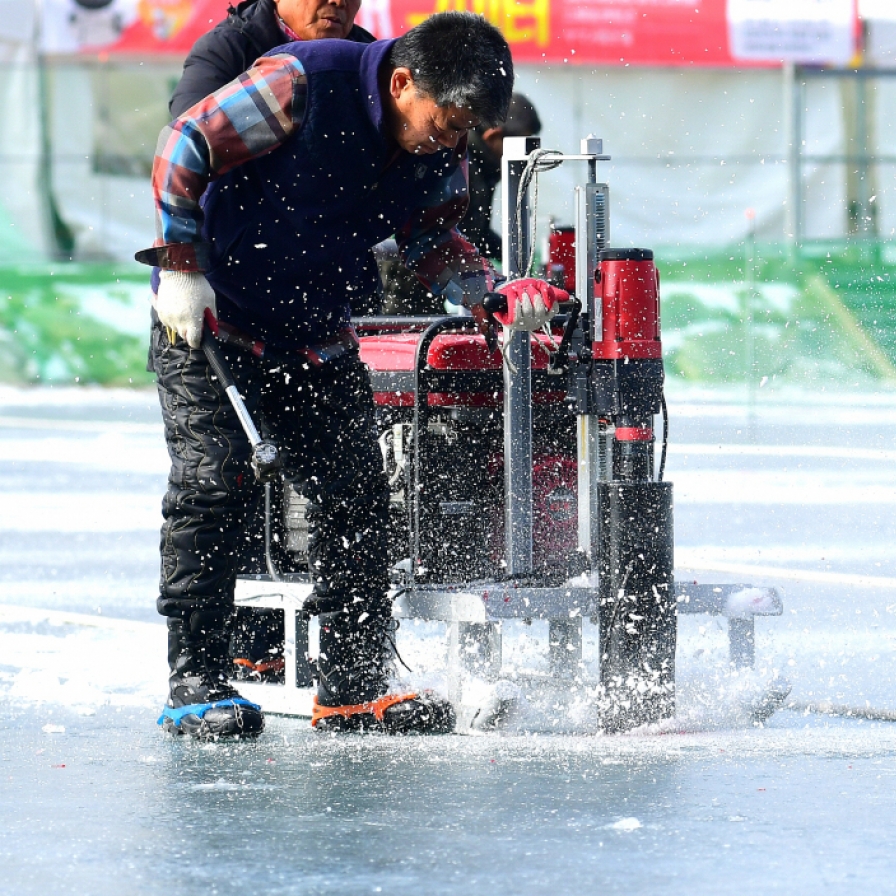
[311,693,420,727]
[233,657,285,675]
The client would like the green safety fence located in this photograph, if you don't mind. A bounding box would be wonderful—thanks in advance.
[0,262,153,387]
[2,246,896,388]
[659,244,896,389]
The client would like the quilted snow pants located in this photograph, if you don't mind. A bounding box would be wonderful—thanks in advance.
[149,321,391,623]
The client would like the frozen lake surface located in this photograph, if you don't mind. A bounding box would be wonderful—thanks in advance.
[3,383,896,894]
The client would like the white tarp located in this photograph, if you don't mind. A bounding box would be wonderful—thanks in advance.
[45,62,161,261]
[0,0,177,262]
[0,60,856,260]
[512,65,845,246]
[859,0,896,22]
[0,0,48,261]
[0,0,884,262]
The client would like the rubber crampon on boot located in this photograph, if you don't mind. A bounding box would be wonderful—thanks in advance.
[230,608,285,683]
[312,609,455,734]
[158,610,265,739]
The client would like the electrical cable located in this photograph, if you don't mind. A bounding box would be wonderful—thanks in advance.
[515,149,563,277]
[264,481,283,582]
[657,392,669,482]
[499,148,565,374]
[788,700,896,723]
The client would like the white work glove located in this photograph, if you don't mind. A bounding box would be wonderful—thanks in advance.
[153,270,216,348]
[494,278,569,332]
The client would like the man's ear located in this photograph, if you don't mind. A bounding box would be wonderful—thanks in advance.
[481,127,505,157]
[389,67,414,100]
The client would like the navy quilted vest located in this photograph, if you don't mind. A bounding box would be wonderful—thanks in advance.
[202,39,460,350]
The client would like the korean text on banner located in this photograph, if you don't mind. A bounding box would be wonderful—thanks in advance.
[727,0,858,65]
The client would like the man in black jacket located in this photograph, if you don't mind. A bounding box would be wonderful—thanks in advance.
[464,93,542,261]
[153,0,377,723]
[168,1,379,315]
[169,0,374,118]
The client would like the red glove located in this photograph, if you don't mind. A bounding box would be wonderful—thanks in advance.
[494,278,569,331]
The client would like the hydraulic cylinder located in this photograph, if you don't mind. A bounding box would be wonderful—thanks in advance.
[597,480,675,730]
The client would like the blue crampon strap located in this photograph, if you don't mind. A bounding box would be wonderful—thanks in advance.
[157,697,261,727]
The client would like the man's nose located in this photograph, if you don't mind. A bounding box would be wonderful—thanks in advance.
[437,130,463,149]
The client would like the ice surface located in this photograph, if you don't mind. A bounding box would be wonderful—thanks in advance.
[4,707,896,896]
[4,385,896,894]
[0,605,167,711]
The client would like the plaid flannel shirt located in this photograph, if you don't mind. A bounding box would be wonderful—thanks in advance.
[147,51,496,301]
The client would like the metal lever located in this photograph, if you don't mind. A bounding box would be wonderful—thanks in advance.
[481,291,508,353]
[548,297,582,375]
[200,320,282,483]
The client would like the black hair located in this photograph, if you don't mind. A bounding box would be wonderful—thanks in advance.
[388,12,514,128]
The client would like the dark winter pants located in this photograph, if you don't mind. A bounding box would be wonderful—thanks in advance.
[150,322,390,623]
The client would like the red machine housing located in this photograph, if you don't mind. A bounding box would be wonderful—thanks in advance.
[547,226,577,293]
[356,321,579,581]
[593,249,661,361]
[544,239,662,362]
[359,330,565,407]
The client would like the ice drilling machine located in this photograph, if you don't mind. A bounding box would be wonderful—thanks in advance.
[229,136,785,731]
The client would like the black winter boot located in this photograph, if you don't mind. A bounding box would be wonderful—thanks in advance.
[312,608,455,735]
[159,609,265,739]
[230,608,286,682]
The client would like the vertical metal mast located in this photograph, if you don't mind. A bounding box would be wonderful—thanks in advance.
[574,137,609,561]
[501,136,539,576]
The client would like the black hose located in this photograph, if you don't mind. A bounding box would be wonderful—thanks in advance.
[657,392,669,482]
[263,482,282,583]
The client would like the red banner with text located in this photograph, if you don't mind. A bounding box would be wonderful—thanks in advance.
[52,0,857,67]
[384,0,739,67]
